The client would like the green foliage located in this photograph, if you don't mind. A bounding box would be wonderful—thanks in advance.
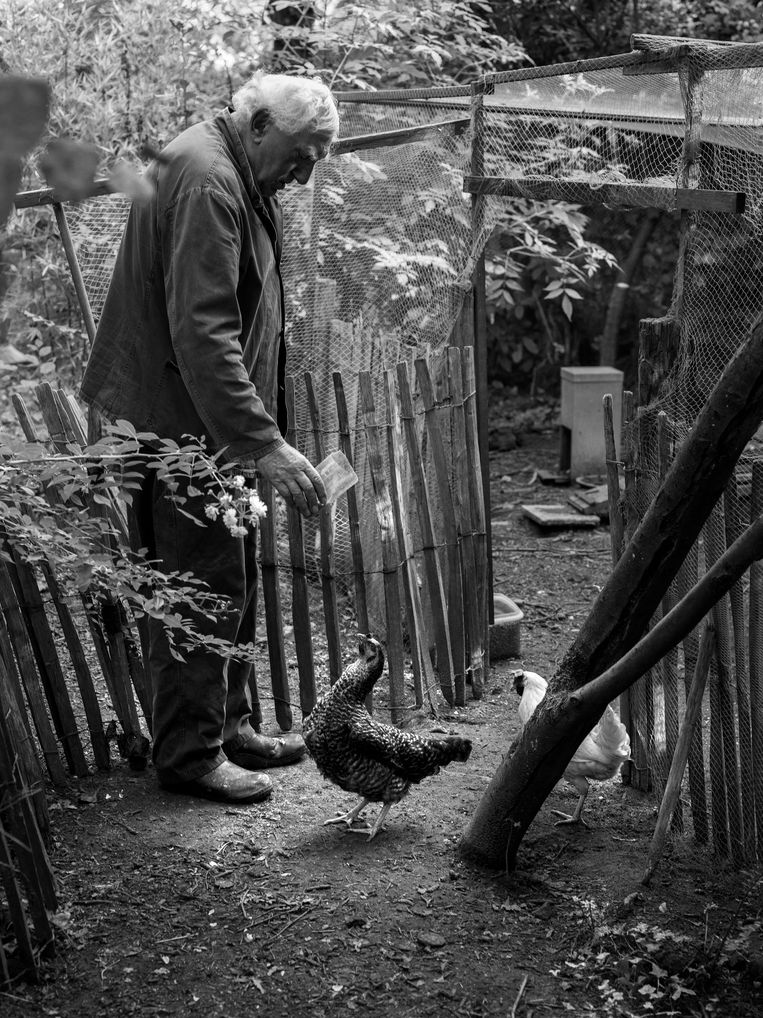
[0,422,269,661]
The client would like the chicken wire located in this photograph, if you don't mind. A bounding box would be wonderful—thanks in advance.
[476,42,763,864]
[60,40,763,860]
[63,97,488,715]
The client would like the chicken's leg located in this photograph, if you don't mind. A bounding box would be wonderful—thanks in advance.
[551,791,589,827]
[349,802,393,840]
[324,798,371,829]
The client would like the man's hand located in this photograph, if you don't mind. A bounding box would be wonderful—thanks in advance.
[255,443,326,518]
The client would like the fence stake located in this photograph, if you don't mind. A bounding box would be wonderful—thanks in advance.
[751,462,763,859]
[642,622,715,884]
[448,347,484,698]
[258,479,292,731]
[285,376,317,716]
[304,372,343,685]
[358,372,407,723]
[396,363,454,705]
[415,358,465,706]
[384,369,433,711]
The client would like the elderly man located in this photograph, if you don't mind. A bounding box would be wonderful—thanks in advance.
[81,73,339,804]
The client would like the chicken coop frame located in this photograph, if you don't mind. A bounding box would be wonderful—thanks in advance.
[6,32,763,882]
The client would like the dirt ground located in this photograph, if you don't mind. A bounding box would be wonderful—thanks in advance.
[2,390,763,1018]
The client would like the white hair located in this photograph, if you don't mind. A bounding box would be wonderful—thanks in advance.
[232,72,339,139]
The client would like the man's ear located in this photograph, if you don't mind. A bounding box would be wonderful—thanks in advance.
[250,108,271,140]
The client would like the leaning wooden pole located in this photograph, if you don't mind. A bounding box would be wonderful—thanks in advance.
[461,312,763,870]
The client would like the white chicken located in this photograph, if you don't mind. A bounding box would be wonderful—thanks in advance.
[512,670,631,826]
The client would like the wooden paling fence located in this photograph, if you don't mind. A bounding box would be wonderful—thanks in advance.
[0,348,487,979]
[604,375,763,870]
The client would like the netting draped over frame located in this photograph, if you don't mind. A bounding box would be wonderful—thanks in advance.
[60,38,763,863]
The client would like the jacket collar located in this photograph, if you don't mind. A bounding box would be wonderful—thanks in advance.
[216,107,280,218]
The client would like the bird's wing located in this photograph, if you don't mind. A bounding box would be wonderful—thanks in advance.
[347,715,442,782]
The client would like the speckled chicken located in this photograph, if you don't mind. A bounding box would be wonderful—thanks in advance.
[303,636,472,839]
[513,670,631,827]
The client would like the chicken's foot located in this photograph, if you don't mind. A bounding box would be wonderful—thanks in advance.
[349,802,393,841]
[323,798,371,830]
[551,793,588,827]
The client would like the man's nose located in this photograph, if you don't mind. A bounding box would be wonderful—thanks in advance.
[292,163,314,186]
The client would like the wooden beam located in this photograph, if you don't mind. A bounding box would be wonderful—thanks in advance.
[462,176,746,213]
[14,178,113,208]
[331,118,469,155]
[625,38,763,75]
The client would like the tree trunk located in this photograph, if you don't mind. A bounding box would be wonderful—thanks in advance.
[599,209,660,366]
[461,314,763,869]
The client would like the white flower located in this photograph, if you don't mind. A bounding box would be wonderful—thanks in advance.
[205,505,219,520]
[223,508,237,526]
[219,493,234,507]
[231,524,248,538]
[232,475,246,489]
[248,492,267,520]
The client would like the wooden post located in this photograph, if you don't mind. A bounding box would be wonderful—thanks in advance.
[642,622,715,884]
[358,372,407,724]
[462,347,490,663]
[384,370,432,710]
[449,347,485,698]
[750,462,763,859]
[724,476,756,861]
[333,372,369,635]
[258,479,292,731]
[285,376,316,717]
[658,412,681,831]
[304,372,343,686]
[396,363,455,705]
[41,562,110,770]
[2,540,88,777]
[603,394,624,566]
[470,80,493,619]
[704,502,741,861]
[0,562,67,786]
[415,358,465,706]
[676,539,709,844]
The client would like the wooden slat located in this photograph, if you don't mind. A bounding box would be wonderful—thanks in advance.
[461,347,490,662]
[448,348,484,698]
[704,502,741,861]
[384,369,432,710]
[284,377,317,716]
[396,363,455,705]
[0,819,37,979]
[462,176,746,213]
[358,372,406,723]
[750,462,763,859]
[304,372,343,686]
[675,540,709,844]
[0,561,66,786]
[258,479,292,731]
[415,358,466,706]
[658,413,682,832]
[333,372,369,634]
[331,117,469,155]
[0,649,48,834]
[642,622,715,884]
[14,177,113,208]
[41,563,110,770]
[725,476,756,860]
[2,539,88,777]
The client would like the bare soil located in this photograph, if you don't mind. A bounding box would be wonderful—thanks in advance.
[2,392,762,1018]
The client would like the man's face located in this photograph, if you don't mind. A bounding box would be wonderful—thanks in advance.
[249,120,333,197]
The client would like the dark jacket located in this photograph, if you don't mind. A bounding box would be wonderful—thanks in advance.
[80,109,287,465]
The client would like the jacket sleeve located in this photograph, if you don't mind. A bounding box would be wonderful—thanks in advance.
[162,186,285,462]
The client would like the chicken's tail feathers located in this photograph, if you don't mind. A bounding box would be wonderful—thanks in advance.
[597,705,631,760]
